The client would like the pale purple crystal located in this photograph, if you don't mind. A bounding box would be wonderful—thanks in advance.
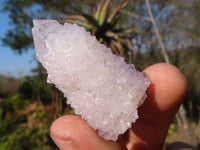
[32,20,150,141]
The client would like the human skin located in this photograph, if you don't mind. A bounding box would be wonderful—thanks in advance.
[50,63,188,150]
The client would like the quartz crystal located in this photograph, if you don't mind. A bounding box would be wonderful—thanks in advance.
[32,20,151,141]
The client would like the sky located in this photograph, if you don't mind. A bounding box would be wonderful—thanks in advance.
[0,5,37,78]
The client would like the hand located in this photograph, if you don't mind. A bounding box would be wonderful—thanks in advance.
[50,63,187,150]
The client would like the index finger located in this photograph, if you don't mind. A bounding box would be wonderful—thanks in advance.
[125,63,187,150]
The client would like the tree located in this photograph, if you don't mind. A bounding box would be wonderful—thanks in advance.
[1,0,137,54]
[0,75,18,97]
[61,0,144,61]
[1,0,97,53]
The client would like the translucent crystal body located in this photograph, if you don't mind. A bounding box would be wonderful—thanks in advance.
[32,20,150,141]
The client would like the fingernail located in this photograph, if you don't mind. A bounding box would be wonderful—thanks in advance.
[50,134,78,150]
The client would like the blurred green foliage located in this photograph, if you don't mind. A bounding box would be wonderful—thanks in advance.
[0,92,58,150]
[18,75,53,103]
[2,93,30,112]
[168,123,176,135]
[0,75,18,97]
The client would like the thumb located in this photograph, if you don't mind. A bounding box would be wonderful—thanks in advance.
[50,115,126,150]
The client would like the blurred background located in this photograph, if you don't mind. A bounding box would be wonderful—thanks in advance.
[0,0,199,149]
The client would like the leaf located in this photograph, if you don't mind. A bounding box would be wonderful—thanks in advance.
[99,0,110,25]
[94,0,105,21]
[105,30,119,39]
[109,13,120,28]
[107,0,130,23]
[60,14,99,30]
[105,31,125,55]
[110,44,119,55]
[81,13,99,28]
[111,40,125,56]
[63,15,86,21]
[113,27,144,36]
[60,19,94,30]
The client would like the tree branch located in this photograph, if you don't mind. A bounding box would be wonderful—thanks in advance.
[145,0,170,64]
[120,9,151,21]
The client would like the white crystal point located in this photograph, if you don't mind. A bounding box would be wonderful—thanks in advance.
[32,20,151,141]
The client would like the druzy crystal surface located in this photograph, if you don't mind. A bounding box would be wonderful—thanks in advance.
[32,20,150,141]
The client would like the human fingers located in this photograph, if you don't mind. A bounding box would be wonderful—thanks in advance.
[50,115,127,150]
[166,141,196,150]
[125,63,187,150]
[50,63,187,150]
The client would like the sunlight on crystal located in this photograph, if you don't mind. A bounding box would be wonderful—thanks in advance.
[32,20,150,141]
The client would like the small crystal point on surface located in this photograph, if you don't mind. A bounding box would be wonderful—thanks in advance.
[32,20,151,141]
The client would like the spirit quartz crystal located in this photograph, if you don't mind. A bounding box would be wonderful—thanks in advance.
[32,20,150,141]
